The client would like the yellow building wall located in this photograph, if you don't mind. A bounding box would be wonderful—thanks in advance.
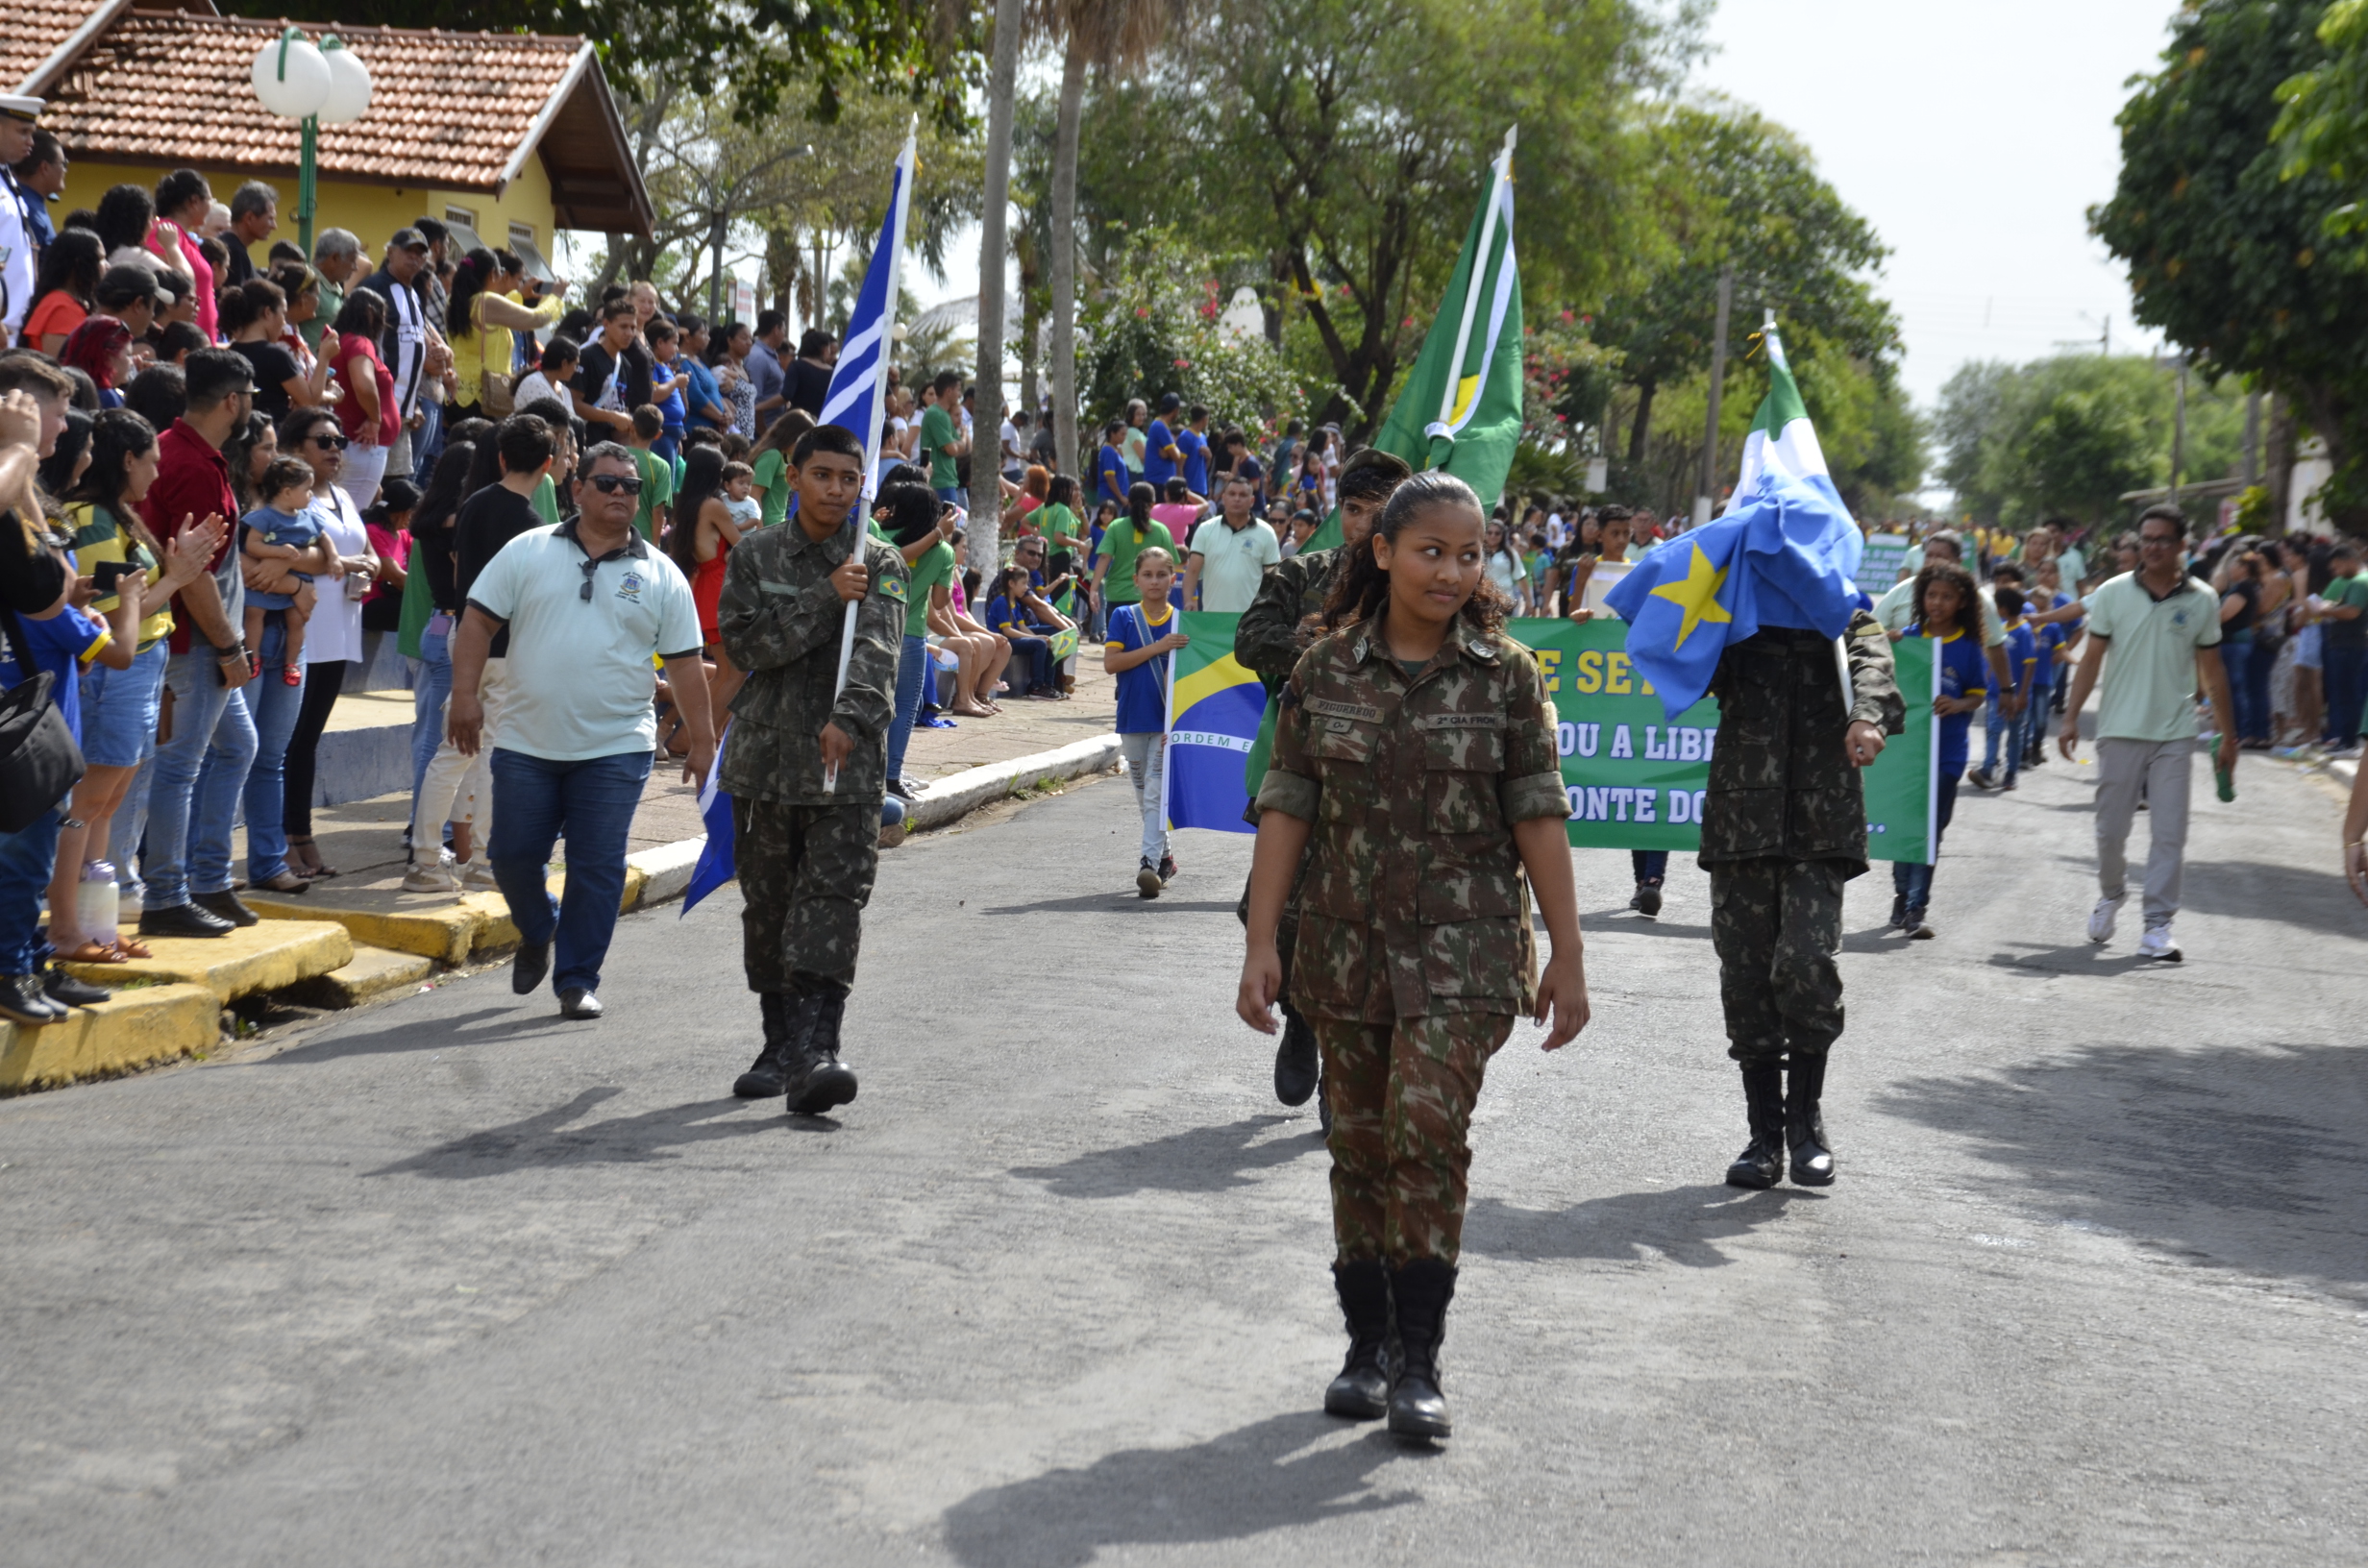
[60,155,558,276]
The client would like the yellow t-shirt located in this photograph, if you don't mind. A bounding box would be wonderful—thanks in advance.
[67,501,173,649]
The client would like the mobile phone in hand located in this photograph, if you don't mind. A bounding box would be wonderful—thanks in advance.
[92,559,140,595]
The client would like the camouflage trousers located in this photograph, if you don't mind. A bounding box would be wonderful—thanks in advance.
[733,797,879,994]
[1708,856,1849,1063]
[1311,1010,1513,1267]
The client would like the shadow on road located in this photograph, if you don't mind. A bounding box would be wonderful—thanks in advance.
[939,1410,1415,1568]
[1985,942,2156,978]
[366,1089,778,1178]
[1878,1040,2368,1290]
[266,1006,575,1064]
[979,892,1242,916]
[2176,858,2368,937]
[1012,1115,1317,1197]
[1462,1185,1813,1268]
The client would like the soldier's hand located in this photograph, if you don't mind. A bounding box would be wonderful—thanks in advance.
[683,733,716,791]
[819,720,853,776]
[1236,945,1284,1034]
[830,559,870,604]
[1844,721,1885,768]
[1535,950,1590,1050]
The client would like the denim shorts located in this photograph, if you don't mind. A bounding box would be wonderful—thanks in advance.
[78,639,168,768]
[2296,623,2324,671]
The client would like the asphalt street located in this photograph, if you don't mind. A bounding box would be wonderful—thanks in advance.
[4,743,2364,1566]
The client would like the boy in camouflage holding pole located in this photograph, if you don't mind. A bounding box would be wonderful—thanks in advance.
[717,425,909,1115]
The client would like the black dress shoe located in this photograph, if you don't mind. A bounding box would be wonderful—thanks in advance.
[1273,1003,1319,1106]
[191,891,259,928]
[511,939,550,995]
[557,988,603,1019]
[42,966,111,1008]
[0,972,65,1024]
[138,902,234,940]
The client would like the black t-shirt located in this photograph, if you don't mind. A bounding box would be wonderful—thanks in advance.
[788,356,832,417]
[2224,577,2258,637]
[412,501,461,612]
[222,245,256,287]
[576,340,623,414]
[455,483,549,657]
[231,340,303,423]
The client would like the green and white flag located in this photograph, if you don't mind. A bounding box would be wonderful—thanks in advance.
[1303,126,1524,552]
[1723,319,1840,515]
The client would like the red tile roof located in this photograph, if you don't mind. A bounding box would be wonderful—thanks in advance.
[39,11,598,194]
[0,0,129,96]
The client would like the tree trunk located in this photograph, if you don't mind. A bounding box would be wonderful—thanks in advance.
[2264,389,2296,532]
[970,0,1024,576]
[1048,35,1087,479]
[1018,275,1041,433]
[1626,378,1657,467]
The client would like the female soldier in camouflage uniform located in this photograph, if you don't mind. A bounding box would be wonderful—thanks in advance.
[1237,472,1590,1442]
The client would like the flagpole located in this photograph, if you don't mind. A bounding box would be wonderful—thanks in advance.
[823,119,918,795]
[1430,124,1517,435]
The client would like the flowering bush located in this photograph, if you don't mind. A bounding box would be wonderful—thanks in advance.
[1079,227,1310,440]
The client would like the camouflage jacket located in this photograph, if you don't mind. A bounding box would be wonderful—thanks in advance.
[1234,545,1342,698]
[1699,610,1904,872]
[716,520,909,806]
[1254,617,1569,1021]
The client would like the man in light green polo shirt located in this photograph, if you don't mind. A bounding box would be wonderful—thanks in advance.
[2057,503,2235,963]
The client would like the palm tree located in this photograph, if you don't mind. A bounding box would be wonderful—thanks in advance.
[1037,0,1181,477]
[971,0,1026,576]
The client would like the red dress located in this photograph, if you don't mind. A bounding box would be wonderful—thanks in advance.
[693,539,730,644]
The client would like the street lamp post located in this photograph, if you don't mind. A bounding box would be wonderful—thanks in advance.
[250,28,371,255]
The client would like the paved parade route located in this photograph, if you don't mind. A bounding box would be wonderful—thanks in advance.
[4,752,2364,1566]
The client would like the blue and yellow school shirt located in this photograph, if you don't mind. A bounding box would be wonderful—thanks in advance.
[1144,417,1178,488]
[1912,625,1987,779]
[1177,427,1209,495]
[0,601,110,743]
[2033,619,2066,688]
[2002,619,2038,698]
[1105,600,1175,734]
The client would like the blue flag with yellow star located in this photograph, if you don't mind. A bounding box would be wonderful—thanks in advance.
[1604,467,1865,720]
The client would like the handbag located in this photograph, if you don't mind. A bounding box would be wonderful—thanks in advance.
[474,296,517,417]
[0,607,86,834]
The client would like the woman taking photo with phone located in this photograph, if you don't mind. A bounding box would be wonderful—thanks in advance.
[1237,471,1589,1443]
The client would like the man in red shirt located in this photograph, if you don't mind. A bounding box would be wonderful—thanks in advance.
[134,349,266,937]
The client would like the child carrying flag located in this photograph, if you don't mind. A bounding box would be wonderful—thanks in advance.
[1894,563,1988,939]
[1102,546,1186,898]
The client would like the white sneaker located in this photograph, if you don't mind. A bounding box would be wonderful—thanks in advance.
[2138,925,2182,962]
[400,856,459,894]
[459,860,500,891]
[2086,894,2124,945]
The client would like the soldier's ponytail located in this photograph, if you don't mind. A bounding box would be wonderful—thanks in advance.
[1321,471,1511,637]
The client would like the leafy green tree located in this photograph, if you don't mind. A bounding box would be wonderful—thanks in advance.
[1593,105,1900,468]
[2092,0,2368,525]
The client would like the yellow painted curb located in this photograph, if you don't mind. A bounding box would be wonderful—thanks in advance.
[244,893,481,965]
[285,943,438,1009]
[60,919,355,1003]
[0,982,222,1093]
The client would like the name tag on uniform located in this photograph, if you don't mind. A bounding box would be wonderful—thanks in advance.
[1304,698,1381,723]
[1415,712,1504,731]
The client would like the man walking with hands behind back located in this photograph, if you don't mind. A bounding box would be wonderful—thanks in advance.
[449,441,713,1018]
[718,424,908,1115]
[2058,503,2236,963]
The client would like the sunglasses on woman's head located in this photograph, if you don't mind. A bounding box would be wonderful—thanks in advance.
[588,474,644,495]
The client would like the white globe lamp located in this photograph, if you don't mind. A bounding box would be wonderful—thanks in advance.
[317,37,371,127]
[250,30,331,120]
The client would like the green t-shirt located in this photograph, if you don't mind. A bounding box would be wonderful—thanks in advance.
[630,447,675,539]
[1098,518,1175,605]
[1036,501,1082,553]
[752,449,792,527]
[530,474,559,526]
[2323,570,2368,650]
[919,404,959,490]
[907,539,955,637]
[2083,572,2222,743]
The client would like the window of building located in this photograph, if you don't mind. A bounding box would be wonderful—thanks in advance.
[444,205,479,231]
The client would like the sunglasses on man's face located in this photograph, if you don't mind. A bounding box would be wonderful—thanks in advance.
[309,433,349,451]
[588,474,644,496]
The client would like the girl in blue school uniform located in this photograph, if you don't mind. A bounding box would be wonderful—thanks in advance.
[1894,562,1989,940]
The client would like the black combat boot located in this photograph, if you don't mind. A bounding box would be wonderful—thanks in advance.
[1386,1258,1457,1441]
[1724,1062,1787,1189]
[1323,1259,1392,1420]
[784,980,859,1115]
[1273,1001,1319,1107]
[1786,1051,1836,1186]
[732,993,799,1098]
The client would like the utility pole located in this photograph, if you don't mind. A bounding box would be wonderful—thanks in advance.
[708,204,727,326]
[1695,262,1733,527]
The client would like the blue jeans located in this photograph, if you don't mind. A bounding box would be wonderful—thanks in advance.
[409,399,445,487]
[0,804,63,974]
[488,747,652,995]
[1004,632,1053,693]
[1631,850,1667,884]
[2321,642,2366,747]
[1891,772,1962,914]
[2216,637,2253,744]
[2241,637,2276,743]
[409,622,452,810]
[936,485,963,507]
[145,649,259,909]
[1981,694,2024,783]
[888,633,927,781]
[197,619,303,886]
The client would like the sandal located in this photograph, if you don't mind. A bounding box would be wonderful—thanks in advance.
[113,936,153,959]
[57,940,127,965]
[286,835,341,879]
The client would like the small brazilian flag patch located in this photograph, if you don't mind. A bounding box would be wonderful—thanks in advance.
[878,575,907,604]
